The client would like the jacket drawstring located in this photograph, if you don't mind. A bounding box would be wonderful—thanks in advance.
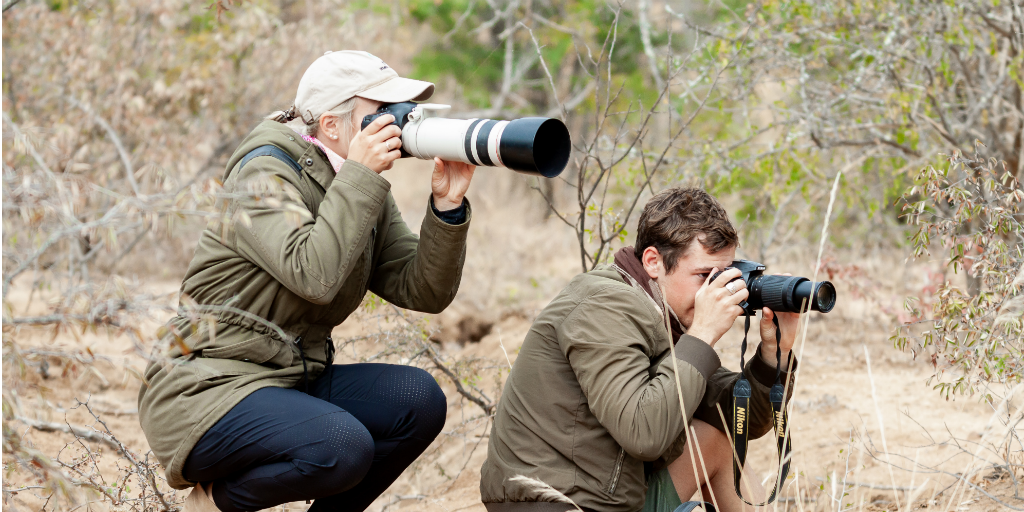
[295,336,309,394]
[295,335,335,396]
[325,336,335,400]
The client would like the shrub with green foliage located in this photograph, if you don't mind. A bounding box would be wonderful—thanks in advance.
[893,144,1023,402]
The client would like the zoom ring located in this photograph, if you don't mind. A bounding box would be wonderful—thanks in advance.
[759,277,790,312]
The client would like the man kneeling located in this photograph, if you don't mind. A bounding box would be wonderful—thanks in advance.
[480,188,798,512]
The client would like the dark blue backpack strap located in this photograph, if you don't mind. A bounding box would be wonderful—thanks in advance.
[672,502,716,512]
[239,145,302,176]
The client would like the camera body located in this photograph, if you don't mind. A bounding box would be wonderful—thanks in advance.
[359,102,571,178]
[360,102,419,157]
[711,260,836,314]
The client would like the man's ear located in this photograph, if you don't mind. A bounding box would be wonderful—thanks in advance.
[641,246,662,280]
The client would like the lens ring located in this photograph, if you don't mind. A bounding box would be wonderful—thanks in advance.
[784,277,808,312]
[814,281,837,313]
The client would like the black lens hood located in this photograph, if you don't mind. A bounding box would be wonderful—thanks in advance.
[498,118,571,178]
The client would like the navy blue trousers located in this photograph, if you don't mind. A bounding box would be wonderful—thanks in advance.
[182,364,447,512]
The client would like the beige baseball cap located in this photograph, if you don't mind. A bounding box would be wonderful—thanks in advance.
[292,50,435,125]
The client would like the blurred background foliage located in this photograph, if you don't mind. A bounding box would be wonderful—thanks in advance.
[399,0,1021,260]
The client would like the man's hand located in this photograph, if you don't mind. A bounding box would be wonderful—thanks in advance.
[347,114,403,174]
[686,268,748,347]
[759,274,799,370]
[431,157,475,211]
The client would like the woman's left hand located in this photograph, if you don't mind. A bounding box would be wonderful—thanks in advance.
[431,158,475,211]
[759,274,800,369]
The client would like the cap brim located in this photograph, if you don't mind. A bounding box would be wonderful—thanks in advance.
[357,76,434,103]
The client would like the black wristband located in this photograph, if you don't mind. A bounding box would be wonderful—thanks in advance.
[430,196,468,225]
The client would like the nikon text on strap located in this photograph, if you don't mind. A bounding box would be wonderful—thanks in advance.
[730,312,792,505]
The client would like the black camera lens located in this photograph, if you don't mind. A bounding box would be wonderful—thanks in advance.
[709,260,837,314]
[792,280,836,313]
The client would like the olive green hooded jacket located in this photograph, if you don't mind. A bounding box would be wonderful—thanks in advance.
[479,267,795,512]
[138,120,470,489]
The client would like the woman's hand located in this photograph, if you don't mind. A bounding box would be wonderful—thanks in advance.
[347,115,403,174]
[760,273,799,369]
[431,157,475,211]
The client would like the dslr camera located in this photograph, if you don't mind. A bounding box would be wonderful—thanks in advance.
[712,260,837,314]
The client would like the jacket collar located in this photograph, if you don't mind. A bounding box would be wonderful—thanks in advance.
[612,246,685,341]
[296,141,336,192]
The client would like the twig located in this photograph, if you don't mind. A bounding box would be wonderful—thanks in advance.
[815,477,923,492]
[74,400,174,511]
[497,329,512,370]
[425,348,494,416]
[387,305,495,415]
[441,0,478,45]
[637,0,665,91]
[2,0,23,12]
[15,416,121,452]
[518,21,565,120]
[65,96,140,196]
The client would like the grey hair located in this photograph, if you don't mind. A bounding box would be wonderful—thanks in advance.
[268,96,359,139]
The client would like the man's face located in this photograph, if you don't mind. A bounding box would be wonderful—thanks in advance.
[642,239,736,329]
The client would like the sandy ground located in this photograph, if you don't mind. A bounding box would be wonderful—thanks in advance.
[3,161,1019,512]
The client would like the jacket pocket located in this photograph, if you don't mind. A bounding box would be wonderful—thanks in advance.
[606,447,626,495]
[201,334,293,369]
[188,357,266,382]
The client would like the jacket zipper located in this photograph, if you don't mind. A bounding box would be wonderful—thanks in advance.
[607,448,625,495]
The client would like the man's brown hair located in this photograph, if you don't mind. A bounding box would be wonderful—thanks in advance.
[634,187,739,271]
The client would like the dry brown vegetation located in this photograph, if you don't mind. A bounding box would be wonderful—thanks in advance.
[3,1,1022,512]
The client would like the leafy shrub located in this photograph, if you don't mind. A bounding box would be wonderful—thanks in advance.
[893,144,1023,402]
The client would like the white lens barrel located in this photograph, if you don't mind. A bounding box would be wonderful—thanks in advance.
[400,113,570,178]
[401,118,474,163]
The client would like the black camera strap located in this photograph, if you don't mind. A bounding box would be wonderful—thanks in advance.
[731,312,792,505]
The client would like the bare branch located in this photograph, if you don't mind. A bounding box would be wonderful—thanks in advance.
[518,21,565,120]
[637,0,665,91]
[65,96,141,196]
[3,0,23,12]
[15,416,122,453]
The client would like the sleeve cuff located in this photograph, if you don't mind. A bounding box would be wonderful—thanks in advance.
[429,196,469,225]
[747,342,798,388]
[674,334,721,380]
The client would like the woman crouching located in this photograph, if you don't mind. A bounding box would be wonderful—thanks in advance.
[138,50,475,512]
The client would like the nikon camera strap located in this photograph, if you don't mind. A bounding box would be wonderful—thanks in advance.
[731,313,792,505]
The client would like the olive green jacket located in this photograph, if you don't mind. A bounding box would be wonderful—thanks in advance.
[138,120,470,489]
[479,267,794,512]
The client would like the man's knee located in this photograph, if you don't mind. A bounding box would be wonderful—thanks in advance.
[691,419,731,458]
